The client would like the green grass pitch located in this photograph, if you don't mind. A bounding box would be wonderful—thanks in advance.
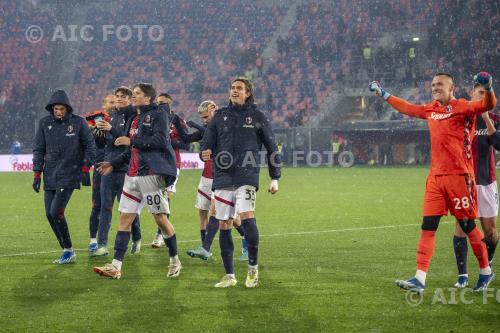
[0,167,498,332]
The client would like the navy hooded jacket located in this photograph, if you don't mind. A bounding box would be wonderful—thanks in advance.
[200,102,281,190]
[33,90,96,190]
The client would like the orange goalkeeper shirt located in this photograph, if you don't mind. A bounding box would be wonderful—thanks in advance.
[387,91,497,175]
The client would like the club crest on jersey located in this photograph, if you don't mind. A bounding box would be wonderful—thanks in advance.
[446,105,453,113]
[48,125,52,130]
[243,117,254,128]
[143,114,152,126]
[66,125,76,136]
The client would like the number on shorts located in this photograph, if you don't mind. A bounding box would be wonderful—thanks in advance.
[245,189,256,202]
[146,194,161,206]
[453,197,470,210]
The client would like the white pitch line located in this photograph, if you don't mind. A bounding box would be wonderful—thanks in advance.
[0,221,453,258]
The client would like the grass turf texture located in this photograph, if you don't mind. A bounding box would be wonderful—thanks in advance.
[0,167,498,332]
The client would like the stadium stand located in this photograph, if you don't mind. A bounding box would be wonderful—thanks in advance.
[0,0,498,151]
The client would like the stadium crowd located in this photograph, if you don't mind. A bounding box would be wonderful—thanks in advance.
[0,0,498,151]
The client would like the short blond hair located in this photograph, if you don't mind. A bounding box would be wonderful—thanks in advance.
[198,100,217,114]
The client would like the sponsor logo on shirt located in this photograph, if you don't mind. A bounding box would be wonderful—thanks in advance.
[474,128,488,136]
[430,112,452,120]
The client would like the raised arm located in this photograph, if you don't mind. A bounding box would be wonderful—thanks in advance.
[173,115,204,143]
[387,96,426,119]
[369,81,426,119]
[482,112,500,150]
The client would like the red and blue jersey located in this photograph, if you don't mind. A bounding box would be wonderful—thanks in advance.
[472,113,500,185]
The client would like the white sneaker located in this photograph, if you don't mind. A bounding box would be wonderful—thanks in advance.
[454,275,469,288]
[245,267,259,288]
[167,260,182,278]
[93,263,121,279]
[152,234,164,248]
[214,275,237,288]
[91,246,109,257]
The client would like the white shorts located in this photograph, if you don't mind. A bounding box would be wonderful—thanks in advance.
[195,176,213,211]
[166,168,180,194]
[119,175,170,214]
[477,181,499,218]
[214,185,256,221]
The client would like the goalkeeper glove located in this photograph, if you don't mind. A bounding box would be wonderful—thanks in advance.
[369,81,391,100]
[474,72,493,92]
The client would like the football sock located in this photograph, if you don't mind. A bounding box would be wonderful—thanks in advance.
[415,269,427,285]
[47,217,64,249]
[203,216,219,252]
[220,229,234,274]
[164,234,178,257]
[485,237,498,263]
[416,230,436,273]
[453,236,468,275]
[90,238,97,244]
[169,255,180,264]
[131,217,141,242]
[113,230,130,261]
[467,227,489,269]
[200,229,206,244]
[89,209,99,239]
[479,267,492,275]
[242,218,259,266]
[57,217,72,249]
[111,259,122,270]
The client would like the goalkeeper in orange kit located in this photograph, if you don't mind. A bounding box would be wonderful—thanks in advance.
[369,72,497,293]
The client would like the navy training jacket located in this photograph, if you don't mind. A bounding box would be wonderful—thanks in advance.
[103,107,132,173]
[110,103,177,184]
[200,102,281,191]
[33,90,96,190]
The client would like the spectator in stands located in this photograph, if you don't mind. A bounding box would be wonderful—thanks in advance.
[10,140,21,154]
